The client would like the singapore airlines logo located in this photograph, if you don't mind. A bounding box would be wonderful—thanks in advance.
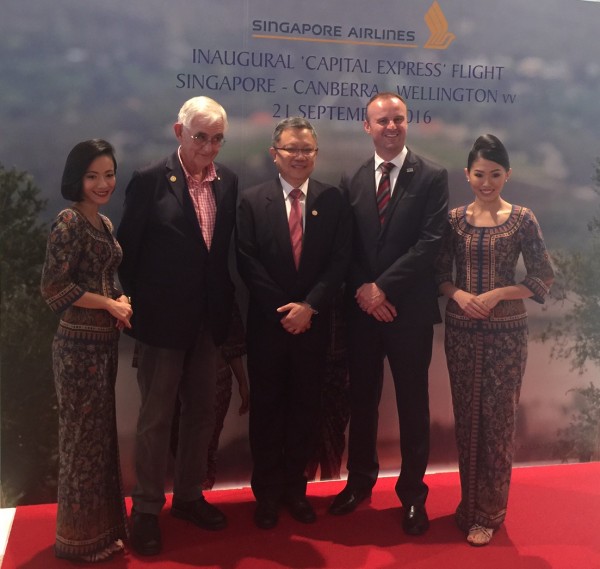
[423,1,456,49]
[251,1,456,50]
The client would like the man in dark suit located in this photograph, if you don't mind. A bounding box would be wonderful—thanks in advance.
[117,96,237,555]
[328,93,449,536]
[236,117,351,529]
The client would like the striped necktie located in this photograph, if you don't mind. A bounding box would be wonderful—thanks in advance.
[289,188,303,269]
[376,162,394,225]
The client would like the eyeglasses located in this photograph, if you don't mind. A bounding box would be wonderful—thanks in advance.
[273,147,318,157]
[188,131,226,147]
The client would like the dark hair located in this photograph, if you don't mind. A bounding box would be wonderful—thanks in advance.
[467,134,510,171]
[61,139,117,201]
[271,116,317,146]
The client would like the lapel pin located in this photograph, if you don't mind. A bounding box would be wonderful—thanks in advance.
[406,168,414,173]
[312,210,318,216]
[170,175,177,182]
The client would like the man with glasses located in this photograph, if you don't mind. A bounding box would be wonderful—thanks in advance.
[236,117,351,529]
[117,96,238,555]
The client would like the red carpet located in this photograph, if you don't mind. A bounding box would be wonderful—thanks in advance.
[3,463,599,569]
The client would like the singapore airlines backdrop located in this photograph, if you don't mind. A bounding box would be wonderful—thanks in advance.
[1,0,599,496]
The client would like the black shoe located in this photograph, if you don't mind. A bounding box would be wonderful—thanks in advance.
[171,496,227,530]
[254,500,280,530]
[328,486,372,516]
[131,509,161,556]
[285,496,316,524]
[403,504,429,536]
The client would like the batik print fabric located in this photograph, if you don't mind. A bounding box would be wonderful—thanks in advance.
[305,290,349,481]
[435,205,554,532]
[41,208,128,559]
[203,299,247,489]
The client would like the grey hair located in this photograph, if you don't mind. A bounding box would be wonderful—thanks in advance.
[177,96,228,130]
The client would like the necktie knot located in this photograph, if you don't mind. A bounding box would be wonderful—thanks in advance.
[381,162,394,175]
[290,188,303,201]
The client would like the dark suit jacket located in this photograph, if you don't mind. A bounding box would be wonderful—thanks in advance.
[236,177,351,326]
[341,149,449,326]
[117,151,238,348]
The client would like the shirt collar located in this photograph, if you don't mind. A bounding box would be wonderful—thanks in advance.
[177,146,217,184]
[374,146,408,172]
[280,175,309,199]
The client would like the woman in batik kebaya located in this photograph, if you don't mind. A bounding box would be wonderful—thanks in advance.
[41,139,132,562]
[436,134,554,546]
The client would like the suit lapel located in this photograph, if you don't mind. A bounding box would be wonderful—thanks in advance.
[211,165,225,239]
[301,179,324,267]
[165,152,205,245]
[353,159,381,247]
[165,152,187,210]
[381,151,417,229]
[265,179,295,267]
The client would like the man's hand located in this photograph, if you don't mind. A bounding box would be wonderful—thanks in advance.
[276,302,314,334]
[356,283,397,321]
[369,299,397,322]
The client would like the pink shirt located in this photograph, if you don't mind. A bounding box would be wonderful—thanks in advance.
[178,148,217,250]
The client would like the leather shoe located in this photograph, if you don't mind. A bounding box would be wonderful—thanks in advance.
[285,496,316,524]
[131,509,161,556]
[328,486,372,516]
[403,504,429,536]
[171,496,227,530]
[254,500,280,530]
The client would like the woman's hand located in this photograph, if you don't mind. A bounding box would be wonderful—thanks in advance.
[453,289,490,320]
[110,296,133,329]
[476,289,503,311]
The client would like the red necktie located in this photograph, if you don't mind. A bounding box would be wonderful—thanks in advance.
[289,188,303,269]
[376,162,394,225]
